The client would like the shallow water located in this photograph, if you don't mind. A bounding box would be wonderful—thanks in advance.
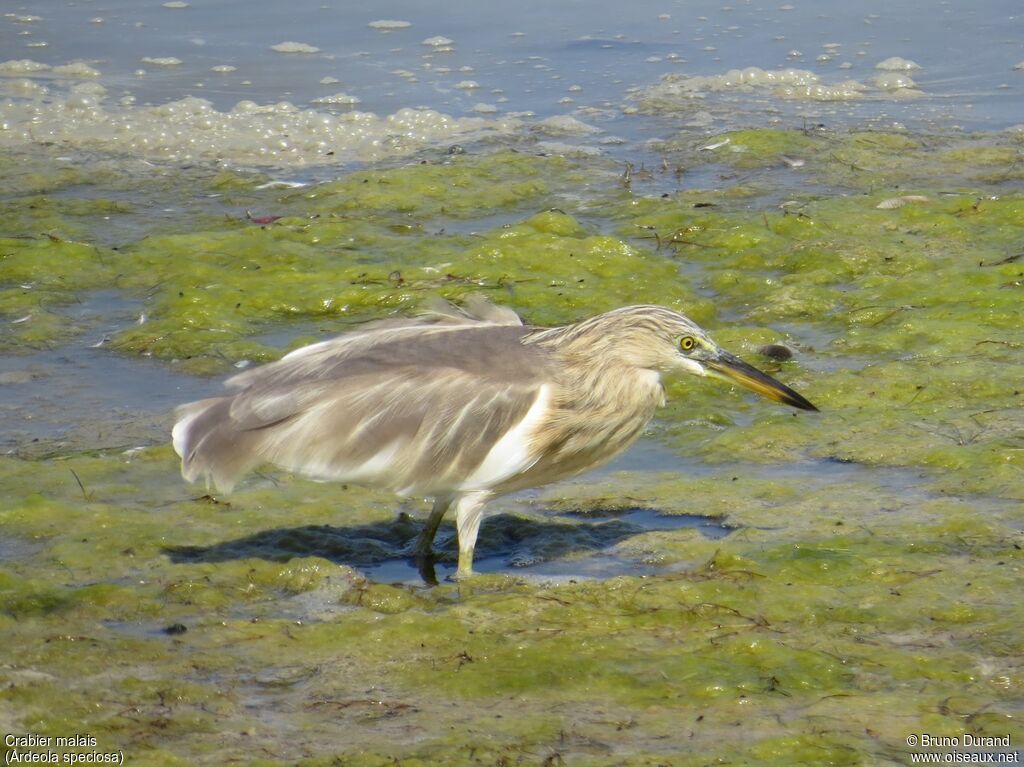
[1,2,1023,766]
[362,507,731,584]
[0,291,210,451]
[7,0,1023,125]
[3,0,1022,172]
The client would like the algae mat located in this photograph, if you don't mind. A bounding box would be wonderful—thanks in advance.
[1,135,1022,765]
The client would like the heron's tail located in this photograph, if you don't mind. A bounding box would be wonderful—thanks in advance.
[172,397,262,493]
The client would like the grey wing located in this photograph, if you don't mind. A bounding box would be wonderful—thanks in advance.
[172,322,551,495]
[225,313,530,406]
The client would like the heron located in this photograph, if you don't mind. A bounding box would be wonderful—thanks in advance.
[172,298,817,578]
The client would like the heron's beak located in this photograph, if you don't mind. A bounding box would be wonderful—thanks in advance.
[704,349,818,411]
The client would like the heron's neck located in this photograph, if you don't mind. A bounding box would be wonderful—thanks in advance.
[526,324,664,402]
[528,330,665,420]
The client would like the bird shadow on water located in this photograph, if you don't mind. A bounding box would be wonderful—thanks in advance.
[164,508,733,585]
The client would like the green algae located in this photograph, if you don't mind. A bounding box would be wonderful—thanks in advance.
[652,127,1024,192]
[603,159,1024,501]
[0,236,120,350]
[2,135,1024,765]
[106,203,706,371]
[291,152,568,218]
[1,447,1021,766]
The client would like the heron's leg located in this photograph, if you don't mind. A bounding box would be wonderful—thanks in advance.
[453,491,489,578]
[413,496,452,557]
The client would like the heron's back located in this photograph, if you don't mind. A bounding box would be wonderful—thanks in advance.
[172,321,555,495]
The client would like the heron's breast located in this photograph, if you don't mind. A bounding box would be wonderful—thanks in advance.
[454,384,554,493]
[493,368,665,493]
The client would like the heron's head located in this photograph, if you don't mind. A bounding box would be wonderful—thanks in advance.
[601,306,818,411]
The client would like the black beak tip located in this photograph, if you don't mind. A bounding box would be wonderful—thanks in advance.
[787,392,819,412]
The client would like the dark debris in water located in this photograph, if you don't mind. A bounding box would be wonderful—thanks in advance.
[759,342,795,361]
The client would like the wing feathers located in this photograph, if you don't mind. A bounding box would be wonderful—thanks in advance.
[250,373,542,495]
[173,311,552,495]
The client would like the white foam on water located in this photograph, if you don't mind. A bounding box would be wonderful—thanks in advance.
[310,92,360,105]
[0,60,520,169]
[637,65,929,106]
[421,36,454,47]
[270,41,320,54]
[875,57,921,71]
[140,57,182,67]
[368,20,411,30]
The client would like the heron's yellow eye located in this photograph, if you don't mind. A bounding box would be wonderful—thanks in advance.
[680,336,696,352]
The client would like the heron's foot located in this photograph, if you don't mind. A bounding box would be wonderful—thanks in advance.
[450,548,475,580]
[414,552,440,586]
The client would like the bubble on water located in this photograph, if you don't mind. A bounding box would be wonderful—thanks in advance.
[368,20,411,29]
[0,83,519,169]
[872,72,918,91]
[271,42,320,54]
[535,115,601,136]
[875,56,921,71]
[776,80,867,100]
[140,57,182,67]
[637,65,926,105]
[647,67,820,94]
[5,78,48,96]
[56,62,102,77]
[72,82,106,97]
[0,59,50,74]
[310,92,360,105]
